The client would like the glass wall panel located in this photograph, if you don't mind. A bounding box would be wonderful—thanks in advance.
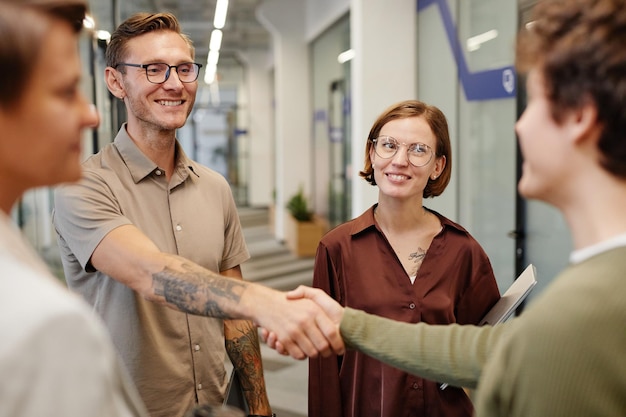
[418,0,517,292]
[458,0,518,291]
[310,14,351,225]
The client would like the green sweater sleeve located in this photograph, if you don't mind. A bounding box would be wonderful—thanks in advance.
[340,307,509,389]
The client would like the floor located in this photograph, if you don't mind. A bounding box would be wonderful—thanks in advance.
[235,207,312,417]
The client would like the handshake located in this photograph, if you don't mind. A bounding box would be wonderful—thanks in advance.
[243,285,347,359]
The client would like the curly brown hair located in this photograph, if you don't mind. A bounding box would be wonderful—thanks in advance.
[516,0,626,178]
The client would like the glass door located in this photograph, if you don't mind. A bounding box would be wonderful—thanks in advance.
[516,0,571,299]
[328,79,350,227]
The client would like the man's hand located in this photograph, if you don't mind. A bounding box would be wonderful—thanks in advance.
[241,285,345,359]
[259,286,345,357]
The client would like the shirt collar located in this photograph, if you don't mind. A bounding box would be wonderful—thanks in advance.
[348,204,469,236]
[348,206,377,235]
[112,124,195,184]
[570,232,626,264]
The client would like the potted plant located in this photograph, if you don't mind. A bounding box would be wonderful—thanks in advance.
[284,187,327,256]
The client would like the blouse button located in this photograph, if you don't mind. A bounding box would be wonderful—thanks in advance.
[155,169,162,176]
[409,302,416,309]
[175,224,182,232]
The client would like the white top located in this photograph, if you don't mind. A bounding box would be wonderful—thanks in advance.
[0,212,147,417]
[569,232,626,264]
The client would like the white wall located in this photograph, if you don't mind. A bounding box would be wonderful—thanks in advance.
[239,51,274,207]
[258,0,311,239]
[305,0,350,41]
[350,0,418,217]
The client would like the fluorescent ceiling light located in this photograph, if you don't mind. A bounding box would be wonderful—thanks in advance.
[207,50,220,67]
[209,29,223,51]
[214,0,229,29]
[466,29,498,52]
[337,49,355,64]
[204,65,217,84]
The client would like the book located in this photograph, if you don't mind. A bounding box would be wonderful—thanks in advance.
[440,264,537,389]
[223,369,249,414]
[478,263,537,326]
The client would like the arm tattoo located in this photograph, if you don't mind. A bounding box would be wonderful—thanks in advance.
[152,263,246,318]
[225,322,269,410]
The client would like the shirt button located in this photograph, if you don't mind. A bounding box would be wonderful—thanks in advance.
[409,302,416,309]
[176,224,182,231]
[413,382,419,389]
[155,169,162,176]
[194,344,200,351]
[198,383,202,390]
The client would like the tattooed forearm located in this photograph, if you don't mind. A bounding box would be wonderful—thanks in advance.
[225,321,269,411]
[152,262,247,318]
[226,324,263,389]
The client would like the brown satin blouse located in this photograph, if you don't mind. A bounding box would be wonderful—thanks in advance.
[309,205,500,417]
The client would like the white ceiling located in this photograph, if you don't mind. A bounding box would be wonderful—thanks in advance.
[88,0,270,67]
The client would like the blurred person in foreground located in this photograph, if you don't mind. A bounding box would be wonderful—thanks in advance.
[268,0,626,415]
[309,99,500,417]
[0,0,147,415]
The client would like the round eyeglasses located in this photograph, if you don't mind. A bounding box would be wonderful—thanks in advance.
[372,136,434,167]
[116,62,202,84]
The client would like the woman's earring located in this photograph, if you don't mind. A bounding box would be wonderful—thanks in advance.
[372,163,375,169]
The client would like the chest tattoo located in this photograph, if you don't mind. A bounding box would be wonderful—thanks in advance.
[409,249,426,263]
[408,248,427,276]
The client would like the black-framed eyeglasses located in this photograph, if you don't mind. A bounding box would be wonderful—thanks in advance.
[371,136,434,167]
[116,62,202,84]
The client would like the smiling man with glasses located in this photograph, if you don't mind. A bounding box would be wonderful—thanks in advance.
[52,12,286,417]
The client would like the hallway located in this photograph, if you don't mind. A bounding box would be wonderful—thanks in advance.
[236,207,312,417]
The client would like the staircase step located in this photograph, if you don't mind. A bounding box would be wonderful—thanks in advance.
[245,239,290,259]
[238,207,270,228]
[244,252,304,269]
[243,225,276,242]
[237,206,315,291]
[255,270,314,292]
[242,257,314,282]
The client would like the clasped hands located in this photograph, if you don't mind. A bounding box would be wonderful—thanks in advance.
[256,286,346,359]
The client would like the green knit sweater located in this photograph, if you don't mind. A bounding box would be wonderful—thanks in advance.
[340,247,626,416]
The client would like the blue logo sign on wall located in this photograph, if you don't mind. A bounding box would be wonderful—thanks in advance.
[417,0,516,101]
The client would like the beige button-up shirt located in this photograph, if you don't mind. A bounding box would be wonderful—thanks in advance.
[53,125,249,417]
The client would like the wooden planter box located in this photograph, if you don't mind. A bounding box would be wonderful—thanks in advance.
[285,214,328,257]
